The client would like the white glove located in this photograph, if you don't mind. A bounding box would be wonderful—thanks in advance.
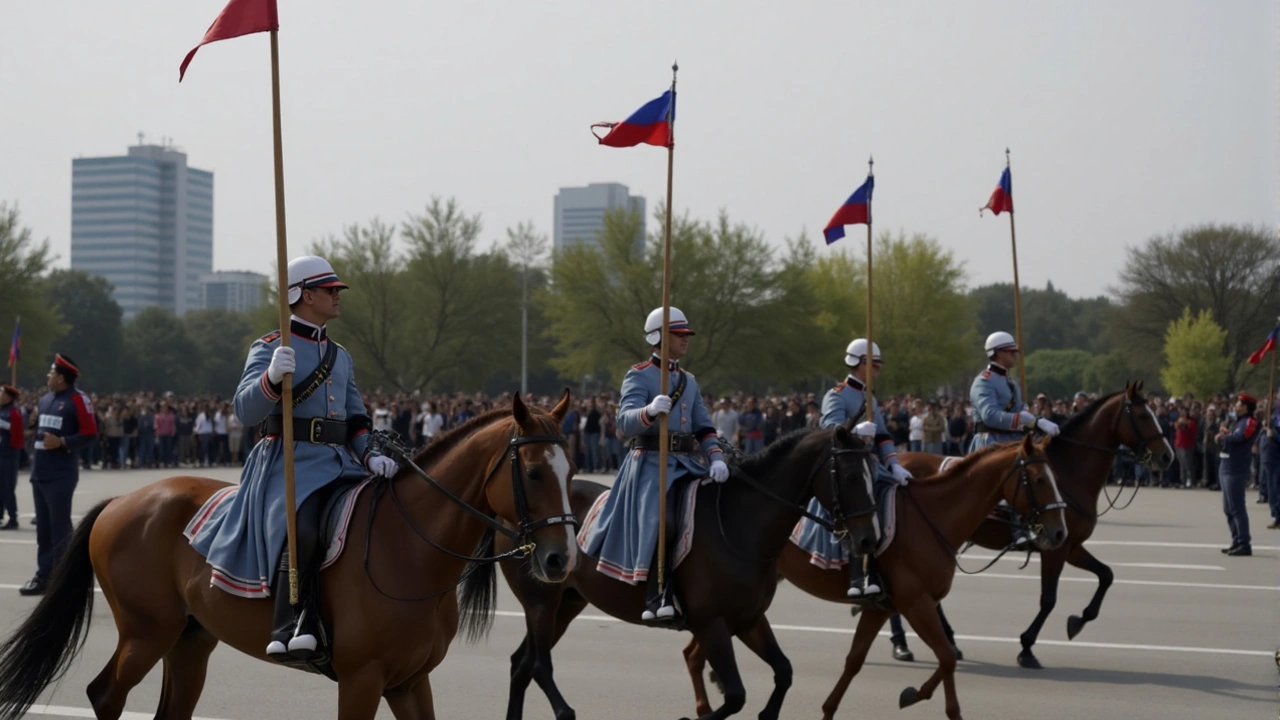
[1036,417,1061,436]
[891,463,912,486]
[1018,410,1036,428]
[645,395,672,418]
[366,454,399,478]
[266,346,296,385]
[709,459,729,482]
[853,421,877,438]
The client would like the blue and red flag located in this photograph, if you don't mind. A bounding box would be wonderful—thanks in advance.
[6,319,18,368]
[1247,322,1280,365]
[981,167,1013,216]
[823,175,875,245]
[592,90,675,148]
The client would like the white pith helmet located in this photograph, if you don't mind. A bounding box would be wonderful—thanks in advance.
[644,307,695,345]
[844,338,882,367]
[286,255,348,305]
[984,331,1018,359]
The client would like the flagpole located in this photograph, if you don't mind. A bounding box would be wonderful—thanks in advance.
[863,157,875,425]
[268,30,300,608]
[1268,320,1278,442]
[1005,149,1029,402]
[656,62,677,596]
[9,316,17,387]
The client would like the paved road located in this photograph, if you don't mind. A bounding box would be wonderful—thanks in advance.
[0,466,1273,719]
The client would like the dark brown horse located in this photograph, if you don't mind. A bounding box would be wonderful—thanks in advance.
[0,391,580,720]
[899,381,1174,669]
[484,425,880,720]
[685,433,1068,720]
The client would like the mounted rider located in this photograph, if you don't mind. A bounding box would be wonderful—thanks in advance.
[968,331,1059,547]
[185,255,401,663]
[791,338,911,599]
[580,307,728,625]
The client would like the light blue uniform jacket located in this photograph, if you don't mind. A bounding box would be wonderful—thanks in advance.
[968,363,1026,452]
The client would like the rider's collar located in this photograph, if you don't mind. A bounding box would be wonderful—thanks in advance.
[290,315,327,343]
[987,363,1008,377]
[845,375,866,391]
[650,354,679,371]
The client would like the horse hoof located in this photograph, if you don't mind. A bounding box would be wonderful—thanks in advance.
[1016,649,1043,670]
[849,605,862,618]
[1066,615,1085,640]
[899,686,922,708]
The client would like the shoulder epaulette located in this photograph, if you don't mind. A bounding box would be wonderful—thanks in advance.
[260,330,282,343]
[980,370,992,380]
[632,360,654,371]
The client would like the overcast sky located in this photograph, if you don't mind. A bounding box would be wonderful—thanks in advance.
[2,0,1276,299]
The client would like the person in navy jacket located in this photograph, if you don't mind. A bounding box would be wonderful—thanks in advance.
[0,385,22,530]
[1215,392,1258,556]
[22,354,98,595]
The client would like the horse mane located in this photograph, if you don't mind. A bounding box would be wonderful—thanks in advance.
[1058,389,1127,436]
[916,442,1013,485]
[408,406,515,468]
[735,426,825,477]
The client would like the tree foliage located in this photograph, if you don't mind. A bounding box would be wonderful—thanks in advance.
[43,269,123,391]
[1024,349,1094,400]
[1159,307,1231,399]
[970,281,1112,354]
[120,307,203,394]
[0,203,65,385]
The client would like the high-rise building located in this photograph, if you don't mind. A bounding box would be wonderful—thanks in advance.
[199,270,267,313]
[552,182,646,253]
[71,137,213,318]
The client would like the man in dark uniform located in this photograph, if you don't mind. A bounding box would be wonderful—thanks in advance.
[22,354,98,595]
[1215,392,1257,557]
[0,385,22,529]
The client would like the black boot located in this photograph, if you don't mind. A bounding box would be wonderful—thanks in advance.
[846,555,883,599]
[1009,509,1034,550]
[264,495,325,661]
[640,541,683,627]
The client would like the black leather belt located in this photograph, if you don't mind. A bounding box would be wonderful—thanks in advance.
[629,433,700,454]
[263,415,348,445]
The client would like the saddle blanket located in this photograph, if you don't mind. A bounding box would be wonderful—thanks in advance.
[576,480,700,581]
[789,481,899,569]
[183,479,373,597]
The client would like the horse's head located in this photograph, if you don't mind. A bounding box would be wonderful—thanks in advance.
[1114,381,1174,471]
[486,389,578,583]
[1006,434,1069,551]
[816,426,880,558]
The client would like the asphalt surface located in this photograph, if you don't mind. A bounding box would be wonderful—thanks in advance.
[0,466,1273,719]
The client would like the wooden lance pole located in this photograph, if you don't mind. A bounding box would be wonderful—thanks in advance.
[863,157,876,425]
[656,62,678,596]
[9,316,17,387]
[1268,317,1278,445]
[268,30,300,607]
[1004,148,1030,402]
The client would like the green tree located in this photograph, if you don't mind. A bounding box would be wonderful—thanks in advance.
[970,281,1113,354]
[1024,349,1094,400]
[0,203,63,386]
[1081,350,1138,394]
[119,308,203,394]
[804,230,972,395]
[1159,307,1231,399]
[43,269,123,391]
[503,221,556,395]
[184,308,254,394]
[1111,223,1280,391]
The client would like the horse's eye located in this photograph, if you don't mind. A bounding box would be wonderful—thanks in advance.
[527,467,541,482]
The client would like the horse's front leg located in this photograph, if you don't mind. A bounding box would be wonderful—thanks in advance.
[897,598,962,720]
[733,615,793,720]
[1016,548,1066,670]
[820,606,890,720]
[384,674,435,720]
[337,669,387,720]
[681,637,715,718]
[1065,544,1114,640]
[687,619,747,720]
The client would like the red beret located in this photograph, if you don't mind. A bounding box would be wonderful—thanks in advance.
[1238,392,1257,405]
[0,385,17,399]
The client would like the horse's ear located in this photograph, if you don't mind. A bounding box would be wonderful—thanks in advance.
[549,387,572,423]
[1021,432,1035,455]
[1035,434,1052,452]
[834,424,851,444]
[1137,379,1145,393]
[511,391,532,430]
[1124,381,1136,399]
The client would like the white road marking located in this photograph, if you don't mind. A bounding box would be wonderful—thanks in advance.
[960,554,1225,571]
[491,610,1271,658]
[26,704,229,720]
[1086,540,1280,551]
[0,538,34,545]
[954,572,1278,592]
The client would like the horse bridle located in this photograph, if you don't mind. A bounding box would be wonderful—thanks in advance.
[1054,396,1167,468]
[371,429,578,563]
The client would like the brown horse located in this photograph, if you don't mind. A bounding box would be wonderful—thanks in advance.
[487,425,880,720]
[897,381,1174,669]
[0,391,580,720]
[685,433,1068,720]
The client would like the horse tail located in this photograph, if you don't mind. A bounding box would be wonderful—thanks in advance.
[0,498,111,720]
[456,527,497,645]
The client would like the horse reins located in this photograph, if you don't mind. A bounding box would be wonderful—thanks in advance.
[361,428,578,602]
[1049,396,1166,517]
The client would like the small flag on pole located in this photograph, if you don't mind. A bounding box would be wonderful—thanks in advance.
[179,0,280,81]
[1247,323,1280,365]
[6,320,18,368]
[591,90,675,148]
[823,175,874,244]
[980,167,1013,216]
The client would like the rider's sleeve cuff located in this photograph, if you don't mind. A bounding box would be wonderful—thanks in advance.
[639,410,653,427]
[1009,415,1021,430]
[260,371,281,402]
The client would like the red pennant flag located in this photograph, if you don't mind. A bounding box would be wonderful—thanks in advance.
[179,0,279,82]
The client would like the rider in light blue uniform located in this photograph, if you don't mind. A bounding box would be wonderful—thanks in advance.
[790,338,910,599]
[581,307,729,625]
[968,331,1058,547]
